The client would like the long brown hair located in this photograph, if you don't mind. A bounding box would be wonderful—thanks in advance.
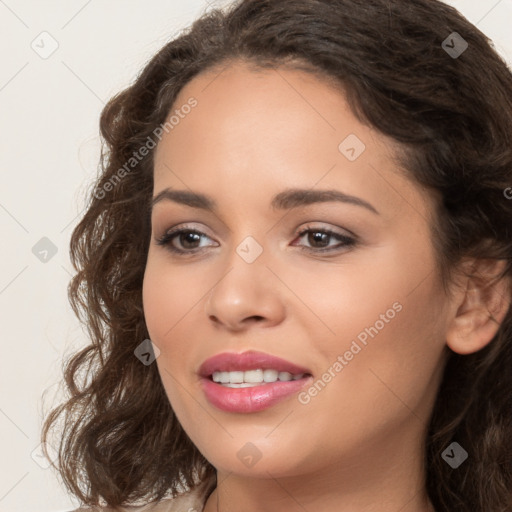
[42,1,512,510]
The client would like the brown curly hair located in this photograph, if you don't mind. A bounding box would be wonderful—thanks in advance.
[42,0,512,510]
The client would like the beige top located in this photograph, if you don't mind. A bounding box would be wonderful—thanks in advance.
[70,481,212,512]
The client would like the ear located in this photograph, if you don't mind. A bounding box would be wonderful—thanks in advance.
[446,259,511,355]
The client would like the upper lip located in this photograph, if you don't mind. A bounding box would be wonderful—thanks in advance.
[198,350,312,377]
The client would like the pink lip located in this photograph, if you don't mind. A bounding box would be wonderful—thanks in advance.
[198,350,313,413]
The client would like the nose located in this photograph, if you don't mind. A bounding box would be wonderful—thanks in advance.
[203,257,286,332]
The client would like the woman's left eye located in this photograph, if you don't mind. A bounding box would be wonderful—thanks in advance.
[293,226,356,253]
[155,226,356,255]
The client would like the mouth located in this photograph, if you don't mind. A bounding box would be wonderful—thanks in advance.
[198,350,313,413]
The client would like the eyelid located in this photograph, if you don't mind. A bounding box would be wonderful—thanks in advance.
[157,222,215,240]
[156,220,354,238]
[297,221,357,238]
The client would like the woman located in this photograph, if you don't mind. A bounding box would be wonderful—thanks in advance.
[42,0,512,511]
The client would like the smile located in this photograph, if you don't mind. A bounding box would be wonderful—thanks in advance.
[199,351,313,413]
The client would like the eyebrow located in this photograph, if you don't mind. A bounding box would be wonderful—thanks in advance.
[151,188,379,215]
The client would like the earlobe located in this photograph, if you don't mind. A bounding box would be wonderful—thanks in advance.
[445,260,511,355]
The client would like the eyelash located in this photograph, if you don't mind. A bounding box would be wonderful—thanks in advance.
[155,224,357,256]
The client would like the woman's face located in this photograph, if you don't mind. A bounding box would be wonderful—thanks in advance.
[143,61,454,478]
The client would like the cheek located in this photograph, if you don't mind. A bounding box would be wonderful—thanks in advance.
[141,252,217,386]
[142,259,198,417]
[310,275,447,435]
[284,250,409,354]
[298,248,448,421]
[142,254,202,344]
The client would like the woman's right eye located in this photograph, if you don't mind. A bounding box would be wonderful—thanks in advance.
[155,228,216,255]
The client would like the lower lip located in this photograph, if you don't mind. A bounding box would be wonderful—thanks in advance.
[201,377,312,413]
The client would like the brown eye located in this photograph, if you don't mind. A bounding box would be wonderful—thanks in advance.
[156,228,216,254]
[293,227,356,253]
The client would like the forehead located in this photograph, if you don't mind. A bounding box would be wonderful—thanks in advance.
[152,61,433,226]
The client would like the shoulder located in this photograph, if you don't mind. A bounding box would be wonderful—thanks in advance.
[69,482,211,512]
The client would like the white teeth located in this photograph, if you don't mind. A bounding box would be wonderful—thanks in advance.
[212,372,231,383]
[244,369,263,383]
[211,369,306,386]
[263,369,278,382]
[230,371,244,383]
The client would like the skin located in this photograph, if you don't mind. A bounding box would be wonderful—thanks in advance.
[142,61,510,512]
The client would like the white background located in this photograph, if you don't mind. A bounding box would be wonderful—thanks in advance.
[0,1,511,511]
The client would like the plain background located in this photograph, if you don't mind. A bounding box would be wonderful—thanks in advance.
[0,1,511,511]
